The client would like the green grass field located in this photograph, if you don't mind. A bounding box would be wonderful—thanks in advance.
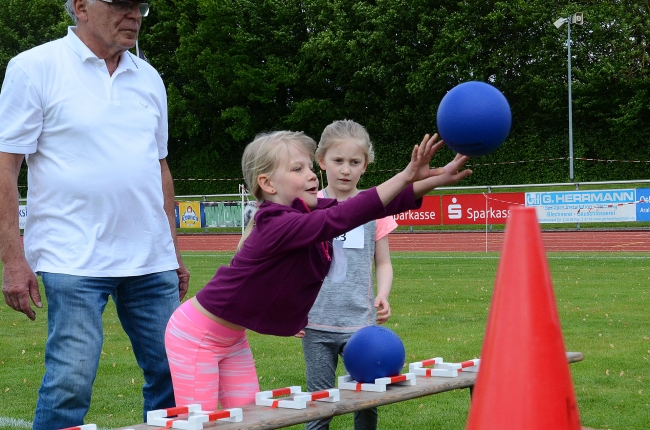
[1,251,649,429]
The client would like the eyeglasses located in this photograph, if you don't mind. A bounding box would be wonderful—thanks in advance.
[97,0,150,17]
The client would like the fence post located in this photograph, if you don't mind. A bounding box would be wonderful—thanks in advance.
[203,195,208,233]
[240,185,246,235]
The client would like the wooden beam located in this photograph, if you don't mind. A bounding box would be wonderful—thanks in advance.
[116,352,584,430]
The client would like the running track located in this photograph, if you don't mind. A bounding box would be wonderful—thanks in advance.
[178,230,650,253]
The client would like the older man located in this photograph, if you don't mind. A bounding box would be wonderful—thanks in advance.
[0,0,189,427]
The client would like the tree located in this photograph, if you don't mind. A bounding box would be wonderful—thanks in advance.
[142,0,311,193]
[0,0,69,80]
[3,0,649,193]
[0,0,69,193]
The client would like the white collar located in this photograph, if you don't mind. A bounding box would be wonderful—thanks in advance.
[64,26,139,73]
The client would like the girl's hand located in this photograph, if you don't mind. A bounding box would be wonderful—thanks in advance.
[412,152,472,198]
[402,134,446,184]
[374,296,391,324]
[435,153,473,187]
[376,133,467,206]
[294,330,305,338]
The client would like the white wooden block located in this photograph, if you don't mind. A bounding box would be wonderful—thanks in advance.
[408,357,480,378]
[338,373,416,393]
[147,404,242,429]
[256,387,339,409]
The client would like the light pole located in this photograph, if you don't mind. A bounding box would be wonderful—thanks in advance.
[554,12,583,181]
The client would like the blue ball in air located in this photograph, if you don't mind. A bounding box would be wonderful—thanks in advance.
[343,326,406,383]
[436,81,512,157]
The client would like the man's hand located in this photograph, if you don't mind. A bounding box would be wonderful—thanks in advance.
[176,258,190,301]
[2,260,41,320]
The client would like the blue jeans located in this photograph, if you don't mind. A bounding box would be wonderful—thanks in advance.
[32,271,180,429]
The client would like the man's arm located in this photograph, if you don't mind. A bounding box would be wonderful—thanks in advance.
[160,158,189,300]
[0,152,41,320]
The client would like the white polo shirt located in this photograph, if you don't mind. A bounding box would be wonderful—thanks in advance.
[0,27,178,276]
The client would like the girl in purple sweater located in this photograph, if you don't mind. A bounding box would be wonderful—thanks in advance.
[164,130,471,411]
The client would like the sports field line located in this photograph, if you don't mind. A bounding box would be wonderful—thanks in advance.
[0,416,110,430]
[180,253,650,260]
[392,255,650,260]
[0,416,31,428]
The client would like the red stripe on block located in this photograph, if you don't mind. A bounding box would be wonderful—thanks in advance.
[165,419,175,429]
[355,383,362,392]
[425,369,432,377]
[271,387,292,397]
[59,427,81,430]
[164,406,189,416]
[461,360,476,368]
[421,358,438,366]
[390,375,407,383]
[208,411,230,421]
[271,400,279,408]
[310,391,330,401]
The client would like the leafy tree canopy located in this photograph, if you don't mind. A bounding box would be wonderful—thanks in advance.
[2,0,649,194]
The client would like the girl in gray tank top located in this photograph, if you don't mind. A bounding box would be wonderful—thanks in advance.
[301,120,398,430]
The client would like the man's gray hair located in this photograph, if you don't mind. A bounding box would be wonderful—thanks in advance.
[65,0,94,23]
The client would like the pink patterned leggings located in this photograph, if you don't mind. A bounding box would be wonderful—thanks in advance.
[164,300,260,410]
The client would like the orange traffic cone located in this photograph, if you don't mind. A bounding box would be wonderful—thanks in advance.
[466,206,581,429]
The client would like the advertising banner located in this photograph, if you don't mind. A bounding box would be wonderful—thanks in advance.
[19,205,27,229]
[177,201,202,228]
[203,201,256,228]
[525,189,637,223]
[635,188,650,222]
[393,195,441,226]
[441,193,525,225]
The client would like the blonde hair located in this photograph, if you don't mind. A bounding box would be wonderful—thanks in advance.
[316,120,375,165]
[237,131,317,251]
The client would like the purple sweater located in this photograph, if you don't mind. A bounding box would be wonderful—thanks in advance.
[195,185,421,336]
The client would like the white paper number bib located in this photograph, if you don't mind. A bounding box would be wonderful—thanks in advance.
[335,224,365,249]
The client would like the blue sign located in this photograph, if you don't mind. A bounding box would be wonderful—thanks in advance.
[637,188,650,221]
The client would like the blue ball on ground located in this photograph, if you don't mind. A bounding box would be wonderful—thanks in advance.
[436,81,512,157]
[343,326,406,383]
